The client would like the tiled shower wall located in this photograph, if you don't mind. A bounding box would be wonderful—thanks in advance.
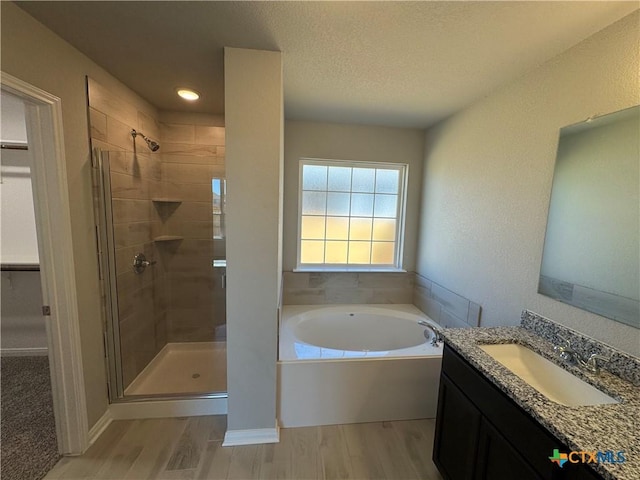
[158,118,226,341]
[88,78,226,387]
[88,78,166,387]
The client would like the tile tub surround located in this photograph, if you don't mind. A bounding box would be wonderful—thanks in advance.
[521,310,640,386]
[413,273,481,328]
[282,271,414,305]
[439,326,640,480]
[282,271,482,331]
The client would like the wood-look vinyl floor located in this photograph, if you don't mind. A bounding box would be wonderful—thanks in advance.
[44,416,443,480]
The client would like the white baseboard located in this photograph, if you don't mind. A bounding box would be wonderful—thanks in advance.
[222,424,280,446]
[88,408,113,446]
[0,347,48,357]
[110,397,227,420]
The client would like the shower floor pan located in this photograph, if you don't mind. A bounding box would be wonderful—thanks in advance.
[124,342,227,396]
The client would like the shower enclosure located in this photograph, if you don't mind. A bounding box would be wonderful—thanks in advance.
[93,138,227,401]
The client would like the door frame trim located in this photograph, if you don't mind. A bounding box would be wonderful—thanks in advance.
[1,72,89,454]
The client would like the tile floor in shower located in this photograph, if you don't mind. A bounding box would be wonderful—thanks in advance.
[124,342,227,396]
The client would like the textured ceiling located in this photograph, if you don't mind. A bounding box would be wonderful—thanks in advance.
[15,1,639,128]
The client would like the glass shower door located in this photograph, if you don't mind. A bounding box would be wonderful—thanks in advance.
[94,149,227,400]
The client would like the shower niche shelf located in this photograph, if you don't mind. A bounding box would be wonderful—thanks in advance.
[153,235,184,243]
[152,198,182,204]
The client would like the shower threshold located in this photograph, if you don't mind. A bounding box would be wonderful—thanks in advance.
[124,342,226,397]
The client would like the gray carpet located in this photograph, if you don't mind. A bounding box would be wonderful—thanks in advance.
[1,356,60,480]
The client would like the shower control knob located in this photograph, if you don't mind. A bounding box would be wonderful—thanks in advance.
[132,253,156,274]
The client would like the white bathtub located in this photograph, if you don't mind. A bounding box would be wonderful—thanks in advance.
[278,304,443,427]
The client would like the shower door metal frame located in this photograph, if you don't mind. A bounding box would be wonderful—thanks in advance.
[93,149,125,400]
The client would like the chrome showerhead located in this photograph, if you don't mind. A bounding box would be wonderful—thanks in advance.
[145,138,160,152]
[130,129,160,152]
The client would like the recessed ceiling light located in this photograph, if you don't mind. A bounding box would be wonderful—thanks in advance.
[176,88,200,101]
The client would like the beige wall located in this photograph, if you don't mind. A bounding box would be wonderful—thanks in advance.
[224,47,283,432]
[283,120,425,271]
[0,2,165,426]
[417,11,640,356]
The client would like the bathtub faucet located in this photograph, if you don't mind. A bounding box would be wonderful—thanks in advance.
[418,320,443,347]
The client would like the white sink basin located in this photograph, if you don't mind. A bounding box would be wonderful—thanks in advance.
[479,343,619,407]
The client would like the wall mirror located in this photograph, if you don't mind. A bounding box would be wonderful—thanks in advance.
[539,105,639,329]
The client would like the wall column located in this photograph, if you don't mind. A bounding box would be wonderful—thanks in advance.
[223,47,284,445]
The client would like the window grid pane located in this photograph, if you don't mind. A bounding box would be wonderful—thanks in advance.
[301,240,325,263]
[327,192,351,216]
[299,161,404,267]
[302,165,328,190]
[373,194,398,218]
[302,191,327,215]
[352,168,375,193]
[327,166,352,192]
[301,216,326,240]
[325,241,348,263]
[351,193,374,217]
[375,169,399,194]
[326,216,349,240]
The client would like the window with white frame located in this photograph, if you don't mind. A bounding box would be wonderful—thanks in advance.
[297,159,407,270]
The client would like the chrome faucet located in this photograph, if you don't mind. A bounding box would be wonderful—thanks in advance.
[553,335,579,363]
[554,335,609,374]
[583,354,610,375]
[418,320,443,347]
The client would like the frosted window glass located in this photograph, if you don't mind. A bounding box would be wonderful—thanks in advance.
[327,192,350,216]
[299,160,406,268]
[326,217,349,240]
[351,193,374,217]
[371,242,395,264]
[374,194,397,218]
[328,167,352,192]
[302,165,327,190]
[373,218,396,241]
[349,218,372,241]
[375,169,399,194]
[352,168,375,193]
[301,241,325,263]
[325,241,348,263]
[301,216,325,240]
[348,242,371,264]
[302,191,326,215]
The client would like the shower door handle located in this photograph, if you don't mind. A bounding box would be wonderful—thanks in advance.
[133,253,156,274]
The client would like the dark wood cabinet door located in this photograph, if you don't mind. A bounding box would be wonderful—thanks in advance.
[433,374,482,480]
[475,418,542,480]
[434,345,605,480]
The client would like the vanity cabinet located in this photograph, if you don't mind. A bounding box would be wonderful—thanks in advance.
[433,344,604,480]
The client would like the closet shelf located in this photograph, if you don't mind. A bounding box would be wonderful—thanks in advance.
[152,198,182,204]
[1,263,40,272]
[153,236,184,242]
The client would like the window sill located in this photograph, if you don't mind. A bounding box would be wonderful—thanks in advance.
[293,267,407,273]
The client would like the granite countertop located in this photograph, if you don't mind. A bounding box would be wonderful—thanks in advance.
[440,325,640,480]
